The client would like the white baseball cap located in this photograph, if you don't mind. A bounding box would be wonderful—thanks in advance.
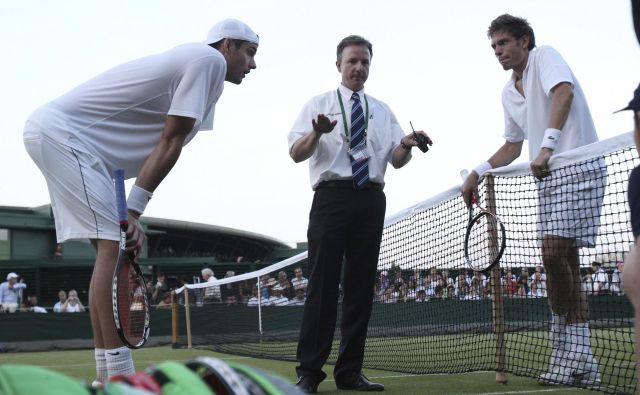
[6,272,18,280]
[205,19,259,46]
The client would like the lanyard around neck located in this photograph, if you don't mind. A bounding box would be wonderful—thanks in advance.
[336,88,369,144]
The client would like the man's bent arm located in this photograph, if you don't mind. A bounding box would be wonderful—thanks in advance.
[548,82,574,130]
[290,130,323,163]
[135,115,196,192]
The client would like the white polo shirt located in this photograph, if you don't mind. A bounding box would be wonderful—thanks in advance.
[288,85,406,190]
[501,46,598,160]
[27,43,226,178]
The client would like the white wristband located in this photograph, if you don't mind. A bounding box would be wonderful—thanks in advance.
[473,161,492,178]
[127,184,153,215]
[540,128,561,150]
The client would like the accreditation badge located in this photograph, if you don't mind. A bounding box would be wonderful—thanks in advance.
[350,143,371,164]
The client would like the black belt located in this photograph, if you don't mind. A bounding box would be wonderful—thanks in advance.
[316,180,384,190]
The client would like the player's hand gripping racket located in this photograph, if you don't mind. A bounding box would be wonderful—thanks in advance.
[112,169,150,349]
[460,170,506,271]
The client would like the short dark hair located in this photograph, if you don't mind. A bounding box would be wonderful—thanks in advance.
[209,38,247,50]
[336,35,373,62]
[487,14,536,50]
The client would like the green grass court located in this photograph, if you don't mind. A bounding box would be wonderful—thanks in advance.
[0,346,592,394]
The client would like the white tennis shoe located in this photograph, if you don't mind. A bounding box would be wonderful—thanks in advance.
[538,347,574,385]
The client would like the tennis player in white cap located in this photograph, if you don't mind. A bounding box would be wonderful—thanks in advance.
[23,18,258,385]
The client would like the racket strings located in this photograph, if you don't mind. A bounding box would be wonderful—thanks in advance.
[116,263,148,345]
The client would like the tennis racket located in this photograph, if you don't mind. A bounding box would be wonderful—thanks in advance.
[460,170,507,272]
[112,169,150,349]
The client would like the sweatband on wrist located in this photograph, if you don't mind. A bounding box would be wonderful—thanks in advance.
[540,128,561,150]
[127,185,153,215]
[473,161,492,178]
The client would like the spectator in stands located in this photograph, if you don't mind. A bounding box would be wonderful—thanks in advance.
[591,261,610,295]
[581,270,594,296]
[392,270,405,293]
[516,268,530,294]
[0,272,27,313]
[61,290,86,313]
[53,289,67,313]
[461,14,604,385]
[516,274,529,298]
[152,273,170,305]
[377,270,390,299]
[465,278,482,300]
[610,261,623,296]
[238,279,254,304]
[277,270,294,299]
[503,268,517,297]
[454,275,469,299]
[291,267,309,295]
[269,285,290,306]
[225,295,239,306]
[201,268,221,303]
[26,295,47,313]
[441,269,454,288]
[247,288,260,307]
[455,270,470,288]
[290,288,306,306]
[531,271,547,298]
[155,292,173,309]
[415,289,427,302]
[221,270,239,302]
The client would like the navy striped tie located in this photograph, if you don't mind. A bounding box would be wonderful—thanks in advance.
[350,92,369,188]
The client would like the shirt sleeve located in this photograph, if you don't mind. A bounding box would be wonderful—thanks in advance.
[502,99,525,142]
[288,98,317,150]
[536,46,575,96]
[168,54,226,125]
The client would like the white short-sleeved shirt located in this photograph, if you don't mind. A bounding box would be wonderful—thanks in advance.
[27,43,226,178]
[501,46,598,160]
[287,85,406,190]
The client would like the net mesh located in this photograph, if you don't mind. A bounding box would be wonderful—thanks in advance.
[174,132,637,394]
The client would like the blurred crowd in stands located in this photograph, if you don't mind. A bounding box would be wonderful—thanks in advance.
[0,259,624,312]
[373,261,624,303]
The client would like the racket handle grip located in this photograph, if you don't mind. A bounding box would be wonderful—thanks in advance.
[113,169,128,223]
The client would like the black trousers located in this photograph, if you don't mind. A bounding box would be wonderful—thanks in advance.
[296,185,386,381]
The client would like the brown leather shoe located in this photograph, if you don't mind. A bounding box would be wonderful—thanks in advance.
[335,374,384,391]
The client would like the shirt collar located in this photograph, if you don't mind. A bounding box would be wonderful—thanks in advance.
[338,84,365,100]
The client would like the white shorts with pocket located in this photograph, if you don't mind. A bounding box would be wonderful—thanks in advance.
[23,122,120,243]
[537,159,607,248]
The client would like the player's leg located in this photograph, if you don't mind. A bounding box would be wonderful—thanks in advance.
[23,128,133,380]
[88,250,107,385]
[565,247,600,385]
[93,239,135,378]
[539,235,574,385]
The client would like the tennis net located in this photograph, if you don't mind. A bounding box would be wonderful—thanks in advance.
[174,132,637,394]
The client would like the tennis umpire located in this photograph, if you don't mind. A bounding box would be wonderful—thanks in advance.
[23,19,259,385]
[288,34,431,393]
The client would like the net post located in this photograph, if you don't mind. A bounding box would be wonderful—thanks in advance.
[170,291,178,345]
[184,287,193,349]
[485,174,508,384]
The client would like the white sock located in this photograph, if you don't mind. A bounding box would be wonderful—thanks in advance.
[105,346,135,378]
[550,313,567,349]
[94,348,107,382]
[567,322,592,355]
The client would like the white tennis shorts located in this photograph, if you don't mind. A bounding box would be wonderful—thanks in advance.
[23,122,120,243]
[537,160,607,248]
